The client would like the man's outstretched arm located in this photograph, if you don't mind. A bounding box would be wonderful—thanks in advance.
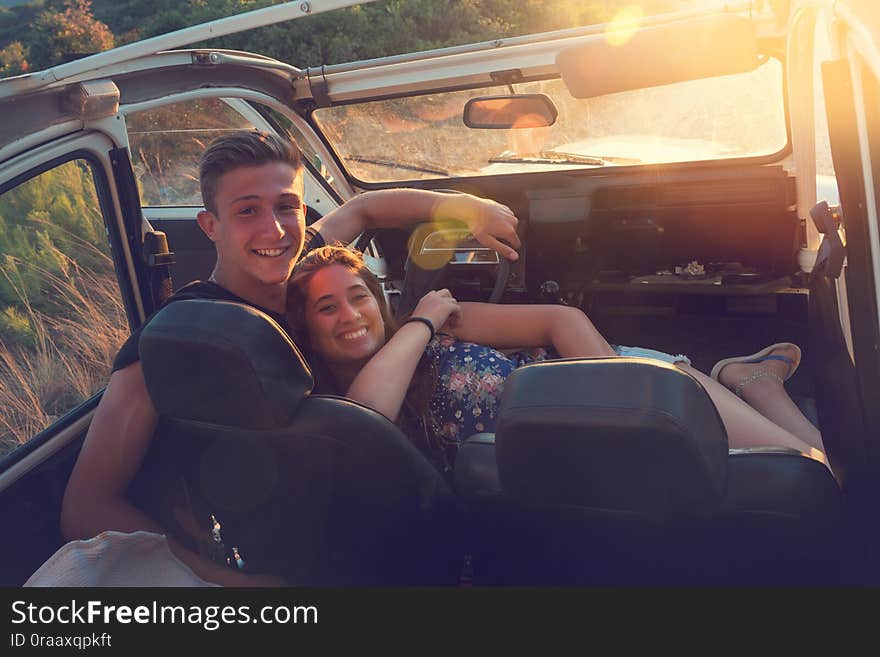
[311,188,521,260]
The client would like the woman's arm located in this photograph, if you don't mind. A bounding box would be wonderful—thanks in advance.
[345,290,460,421]
[345,322,433,422]
[447,302,617,358]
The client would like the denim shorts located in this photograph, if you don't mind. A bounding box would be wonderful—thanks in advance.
[613,345,691,366]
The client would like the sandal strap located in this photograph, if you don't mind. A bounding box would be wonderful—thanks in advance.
[733,368,785,399]
[747,354,798,379]
[750,354,795,365]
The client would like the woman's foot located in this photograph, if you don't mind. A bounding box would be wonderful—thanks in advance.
[713,343,801,399]
[708,343,825,457]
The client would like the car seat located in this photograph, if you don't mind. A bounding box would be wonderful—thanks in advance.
[130,299,460,585]
[454,358,851,585]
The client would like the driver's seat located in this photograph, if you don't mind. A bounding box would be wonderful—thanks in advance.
[130,299,460,585]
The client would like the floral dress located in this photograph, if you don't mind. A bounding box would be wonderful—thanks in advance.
[424,334,558,455]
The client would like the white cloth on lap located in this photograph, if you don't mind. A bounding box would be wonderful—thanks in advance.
[24,530,218,587]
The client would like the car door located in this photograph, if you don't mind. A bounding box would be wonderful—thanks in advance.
[0,110,144,584]
[0,13,351,586]
[814,1,880,532]
[0,111,340,586]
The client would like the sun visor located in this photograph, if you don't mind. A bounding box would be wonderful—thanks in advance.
[557,14,760,99]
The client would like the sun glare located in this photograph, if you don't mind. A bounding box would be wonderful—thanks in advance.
[604,5,645,47]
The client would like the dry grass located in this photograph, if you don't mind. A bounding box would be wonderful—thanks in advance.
[0,239,127,458]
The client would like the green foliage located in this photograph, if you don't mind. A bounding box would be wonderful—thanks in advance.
[2,0,689,72]
[0,305,35,348]
[193,1,616,66]
[0,40,28,75]
[27,0,114,69]
[0,155,126,454]
[0,160,110,315]
[0,3,41,60]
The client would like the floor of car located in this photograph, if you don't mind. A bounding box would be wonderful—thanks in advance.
[586,289,819,426]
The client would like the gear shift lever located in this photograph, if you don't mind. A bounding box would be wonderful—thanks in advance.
[539,280,566,305]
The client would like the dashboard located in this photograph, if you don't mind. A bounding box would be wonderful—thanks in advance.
[373,163,800,307]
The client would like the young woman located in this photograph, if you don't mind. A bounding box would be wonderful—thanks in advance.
[287,246,826,470]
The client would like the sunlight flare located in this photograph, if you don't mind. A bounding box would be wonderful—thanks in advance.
[604,5,645,47]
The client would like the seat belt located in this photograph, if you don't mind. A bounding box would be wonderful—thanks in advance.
[143,230,175,308]
[809,201,845,279]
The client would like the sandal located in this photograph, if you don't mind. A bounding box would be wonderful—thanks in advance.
[709,342,801,398]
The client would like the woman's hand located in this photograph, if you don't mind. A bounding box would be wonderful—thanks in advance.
[411,289,460,334]
[347,288,460,421]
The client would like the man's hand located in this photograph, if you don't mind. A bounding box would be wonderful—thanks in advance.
[431,193,521,262]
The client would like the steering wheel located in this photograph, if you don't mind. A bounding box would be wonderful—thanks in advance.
[355,224,511,318]
[352,190,513,320]
[392,222,511,321]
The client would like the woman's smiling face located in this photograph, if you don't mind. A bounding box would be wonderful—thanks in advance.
[303,263,387,366]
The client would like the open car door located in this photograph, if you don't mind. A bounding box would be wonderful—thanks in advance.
[813,0,880,546]
[0,0,356,586]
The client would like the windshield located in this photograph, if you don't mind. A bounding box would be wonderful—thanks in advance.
[313,57,787,183]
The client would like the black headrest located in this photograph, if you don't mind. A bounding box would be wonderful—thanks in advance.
[139,299,313,429]
[495,358,728,517]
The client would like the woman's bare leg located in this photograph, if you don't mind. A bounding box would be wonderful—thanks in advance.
[711,345,825,452]
[676,364,826,464]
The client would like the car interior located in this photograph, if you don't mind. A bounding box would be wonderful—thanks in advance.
[1,2,879,586]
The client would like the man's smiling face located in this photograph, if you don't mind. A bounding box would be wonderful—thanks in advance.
[197,161,305,303]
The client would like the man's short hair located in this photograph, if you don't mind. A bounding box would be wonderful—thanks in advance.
[199,131,302,214]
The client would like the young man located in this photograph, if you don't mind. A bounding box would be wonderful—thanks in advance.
[60,131,521,586]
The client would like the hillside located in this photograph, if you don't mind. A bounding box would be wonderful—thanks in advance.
[0,0,690,75]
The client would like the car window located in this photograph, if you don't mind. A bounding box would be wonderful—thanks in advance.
[0,159,128,458]
[314,59,788,183]
[127,98,341,209]
[813,12,836,182]
[262,107,342,199]
[127,98,256,206]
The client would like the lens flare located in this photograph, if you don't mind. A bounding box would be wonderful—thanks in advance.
[408,199,477,271]
[605,5,645,47]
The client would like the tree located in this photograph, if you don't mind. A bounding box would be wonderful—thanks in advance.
[202,1,614,68]
[4,1,691,71]
[0,40,27,76]
[28,0,114,69]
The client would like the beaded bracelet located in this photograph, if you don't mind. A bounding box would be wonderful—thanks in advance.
[404,316,435,340]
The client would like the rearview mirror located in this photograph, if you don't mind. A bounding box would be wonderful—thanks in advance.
[557,14,760,99]
[463,94,558,129]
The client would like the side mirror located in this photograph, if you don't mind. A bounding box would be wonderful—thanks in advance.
[463,94,558,129]
[557,14,760,99]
